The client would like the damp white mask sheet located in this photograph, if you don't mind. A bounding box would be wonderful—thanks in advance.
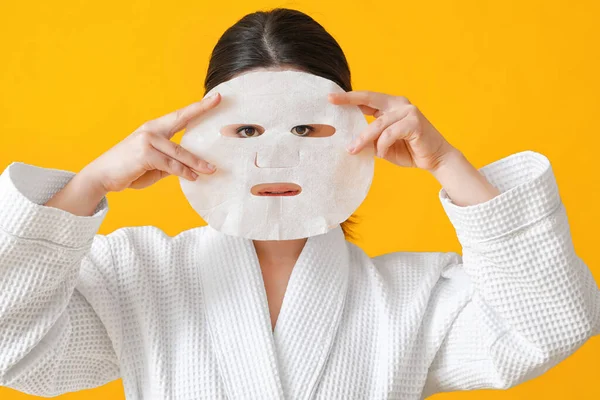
[178,70,375,240]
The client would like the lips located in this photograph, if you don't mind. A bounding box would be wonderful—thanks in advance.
[251,182,302,196]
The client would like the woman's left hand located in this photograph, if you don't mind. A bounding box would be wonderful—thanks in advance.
[328,90,501,207]
[328,90,457,172]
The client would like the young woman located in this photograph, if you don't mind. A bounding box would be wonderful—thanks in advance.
[0,8,598,400]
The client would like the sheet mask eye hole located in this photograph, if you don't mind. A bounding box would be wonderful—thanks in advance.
[220,124,265,138]
[290,124,336,138]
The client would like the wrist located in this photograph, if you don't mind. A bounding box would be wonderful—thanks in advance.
[426,144,464,176]
[427,147,501,207]
[42,167,109,217]
[74,166,109,202]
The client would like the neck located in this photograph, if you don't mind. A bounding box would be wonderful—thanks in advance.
[252,237,308,264]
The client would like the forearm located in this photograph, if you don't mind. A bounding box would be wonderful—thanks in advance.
[428,148,500,207]
[43,167,108,217]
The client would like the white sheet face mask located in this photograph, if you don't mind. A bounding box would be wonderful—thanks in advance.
[179,70,375,240]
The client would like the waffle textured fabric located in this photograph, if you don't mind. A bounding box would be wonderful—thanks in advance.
[0,150,598,400]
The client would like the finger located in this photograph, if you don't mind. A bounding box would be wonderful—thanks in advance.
[357,104,382,116]
[347,113,395,154]
[146,149,199,181]
[328,91,390,110]
[129,169,169,189]
[348,109,407,154]
[329,94,382,117]
[376,118,419,158]
[143,92,221,139]
[149,134,216,174]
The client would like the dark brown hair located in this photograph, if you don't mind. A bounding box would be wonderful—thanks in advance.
[204,7,360,240]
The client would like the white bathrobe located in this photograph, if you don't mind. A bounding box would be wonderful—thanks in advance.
[0,150,598,400]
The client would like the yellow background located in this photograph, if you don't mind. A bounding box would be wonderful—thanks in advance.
[1,0,599,398]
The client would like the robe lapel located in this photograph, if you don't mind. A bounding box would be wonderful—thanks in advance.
[198,226,285,399]
[198,224,350,400]
[273,225,350,400]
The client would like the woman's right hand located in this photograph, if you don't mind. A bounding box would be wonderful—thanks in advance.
[82,92,221,193]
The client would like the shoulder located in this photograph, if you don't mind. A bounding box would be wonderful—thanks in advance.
[365,248,475,345]
[353,246,472,304]
[369,248,462,283]
[103,224,211,263]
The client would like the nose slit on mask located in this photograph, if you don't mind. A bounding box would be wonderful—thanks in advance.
[254,148,301,168]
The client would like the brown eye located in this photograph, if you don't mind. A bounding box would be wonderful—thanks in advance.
[291,125,315,136]
[220,124,265,138]
[237,126,260,138]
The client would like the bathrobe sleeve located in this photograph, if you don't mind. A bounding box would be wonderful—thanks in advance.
[0,162,122,396]
[422,150,600,396]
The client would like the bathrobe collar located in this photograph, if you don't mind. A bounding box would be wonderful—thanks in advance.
[198,224,350,400]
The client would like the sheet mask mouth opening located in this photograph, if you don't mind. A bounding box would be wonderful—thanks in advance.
[251,182,302,196]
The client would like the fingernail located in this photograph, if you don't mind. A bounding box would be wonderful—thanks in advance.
[207,92,219,100]
[191,171,198,179]
[206,163,216,171]
[346,143,355,153]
